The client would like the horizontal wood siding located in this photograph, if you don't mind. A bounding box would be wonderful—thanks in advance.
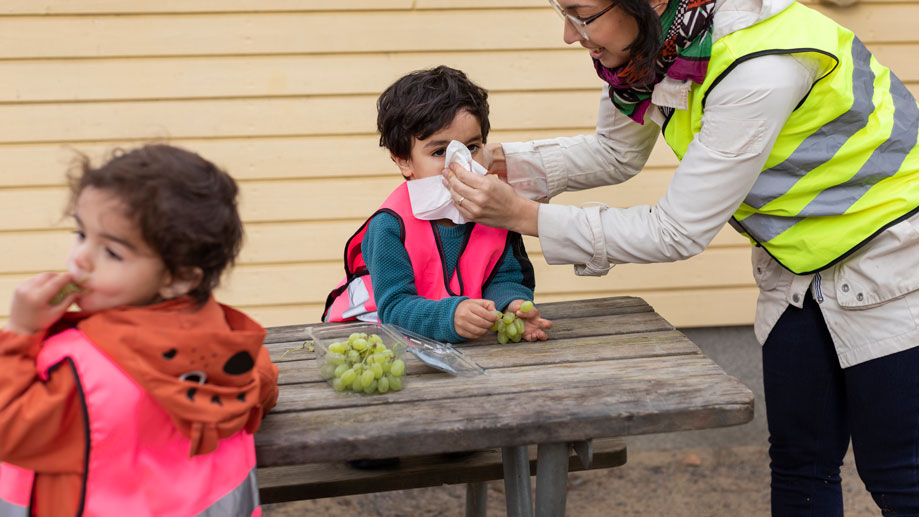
[1,0,914,328]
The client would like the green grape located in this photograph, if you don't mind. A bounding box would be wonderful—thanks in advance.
[489,320,500,332]
[515,318,525,335]
[325,352,346,366]
[341,368,358,386]
[506,321,518,337]
[363,379,378,394]
[372,353,386,365]
[361,369,375,388]
[502,312,515,324]
[347,332,363,343]
[390,359,405,377]
[347,350,361,364]
[388,374,402,391]
[352,338,369,352]
[381,361,391,373]
[369,334,383,346]
[378,376,390,393]
[497,320,506,333]
[319,363,335,379]
[511,333,522,343]
[351,376,363,392]
[371,363,383,379]
[333,363,349,378]
[328,341,348,354]
[520,300,534,313]
[497,331,509,344]
[332,378,346,392]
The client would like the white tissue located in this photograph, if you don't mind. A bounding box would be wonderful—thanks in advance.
[407,140,487,224]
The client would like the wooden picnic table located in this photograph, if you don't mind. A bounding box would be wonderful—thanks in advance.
[255,296,755,516]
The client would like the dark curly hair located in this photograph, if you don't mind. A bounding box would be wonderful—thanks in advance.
[377,65,490,160]
[67,144,243,304]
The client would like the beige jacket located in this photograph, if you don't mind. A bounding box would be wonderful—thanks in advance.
[502,0,919,367]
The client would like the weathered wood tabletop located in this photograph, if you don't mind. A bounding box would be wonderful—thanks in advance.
[255,296,754,516]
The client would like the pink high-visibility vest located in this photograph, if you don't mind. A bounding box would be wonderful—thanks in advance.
[0,329,261,517]
[323,181,511,322]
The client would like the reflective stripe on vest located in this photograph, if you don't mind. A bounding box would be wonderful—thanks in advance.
[0,329,261,517]
[324,182,511,322]
[199,467,260,517]
[0,499,27,517]
[0,463,31,517]
[663,2,919,274]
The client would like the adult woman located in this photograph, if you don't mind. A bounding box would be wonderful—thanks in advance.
[445,0,919,514]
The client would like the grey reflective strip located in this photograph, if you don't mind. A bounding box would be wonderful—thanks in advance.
[197,467,259,517]
[0,498,28,517]
[744,38,874,211]
[798,71,918,216]
[741,38,919,242]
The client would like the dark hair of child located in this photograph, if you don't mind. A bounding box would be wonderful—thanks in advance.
[377,65,490,160]
[67,144,243,303]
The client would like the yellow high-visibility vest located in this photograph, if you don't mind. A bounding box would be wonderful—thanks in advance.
[663,2,919,274]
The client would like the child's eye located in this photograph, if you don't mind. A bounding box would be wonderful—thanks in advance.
[73,230,85,241]
[467,144,480,153]
[105,248,123,261]
[432,148,447,157]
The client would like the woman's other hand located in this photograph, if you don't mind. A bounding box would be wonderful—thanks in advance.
[483,142,507,179]
[454,298,499,339]
[443,162,540,236]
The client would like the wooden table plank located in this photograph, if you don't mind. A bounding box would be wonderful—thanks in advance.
[274,329,701,386]
[255,354,753,466]
[266,308,675,363]
[262,296,657,345]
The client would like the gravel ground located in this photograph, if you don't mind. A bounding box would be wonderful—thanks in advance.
[263,445,879,516]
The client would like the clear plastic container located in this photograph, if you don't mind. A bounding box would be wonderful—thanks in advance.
[309,322,408,395]
[309,322,488,395]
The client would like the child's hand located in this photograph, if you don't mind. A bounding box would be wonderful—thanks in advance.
[6,272,79,335]
[454,298,499,339]
[509,299,552,342]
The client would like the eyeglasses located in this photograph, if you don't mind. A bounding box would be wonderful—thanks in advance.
[548,0,617,42]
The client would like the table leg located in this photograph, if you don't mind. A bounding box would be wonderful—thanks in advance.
[502,445,533,517]
[535,442,569,517]
[465,481,488,517]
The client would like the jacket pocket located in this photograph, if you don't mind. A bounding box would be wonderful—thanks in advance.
[751,246,789,292]
[835,216,919,309]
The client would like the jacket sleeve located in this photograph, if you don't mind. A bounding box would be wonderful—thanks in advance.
[483,232,536,311]
[521,55,815,271]
[0,329,85,473]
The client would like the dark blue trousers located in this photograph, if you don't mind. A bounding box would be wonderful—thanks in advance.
[763,291,919,516]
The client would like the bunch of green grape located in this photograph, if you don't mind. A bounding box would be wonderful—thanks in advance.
[490,301,533,344]
[319,332,405,394]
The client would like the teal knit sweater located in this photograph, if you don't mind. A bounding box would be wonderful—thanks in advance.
[363,212,534,343]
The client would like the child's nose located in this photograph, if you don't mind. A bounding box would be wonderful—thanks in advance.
[70,243,93,274]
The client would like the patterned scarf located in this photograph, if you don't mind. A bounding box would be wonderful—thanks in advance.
[593,0,716,124]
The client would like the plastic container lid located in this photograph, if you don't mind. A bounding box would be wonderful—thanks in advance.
[386,325,488,377]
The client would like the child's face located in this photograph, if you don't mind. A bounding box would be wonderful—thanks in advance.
[394,109,484,180]
[67,187,175,312]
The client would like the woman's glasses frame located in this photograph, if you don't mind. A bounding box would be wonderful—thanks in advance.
[548,0,617,42]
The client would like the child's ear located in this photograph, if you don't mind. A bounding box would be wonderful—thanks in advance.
[159,267,204,300]
[391,153,414,180]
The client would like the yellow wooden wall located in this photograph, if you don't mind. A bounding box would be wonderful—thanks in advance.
[1,0,916,328]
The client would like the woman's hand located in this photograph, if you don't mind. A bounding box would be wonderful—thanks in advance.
[6,272,79,335]
[443,162,540,236]
[508,299,552,342]
[454,298,499,339]
[482,142,507,179]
